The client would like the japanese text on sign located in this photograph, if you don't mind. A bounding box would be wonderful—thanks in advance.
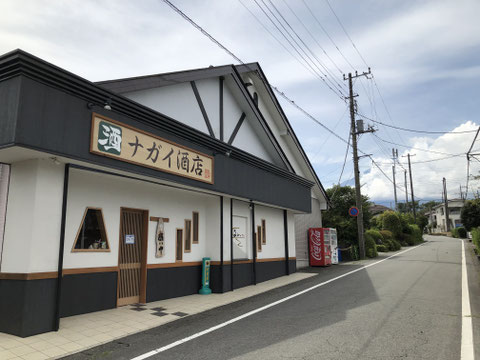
[90,114,214,184]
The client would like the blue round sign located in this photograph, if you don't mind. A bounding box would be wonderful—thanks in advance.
[349,206,359,217]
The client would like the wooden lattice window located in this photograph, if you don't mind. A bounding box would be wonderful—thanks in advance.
[192,211,199,244]
[257,225,262,252]
[261,219,266,245]
[184,219,192,253]
[72,208,110,252]
[176,228,183,261]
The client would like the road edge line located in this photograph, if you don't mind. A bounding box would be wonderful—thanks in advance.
[130,243,425,360]
[461,238,475,360]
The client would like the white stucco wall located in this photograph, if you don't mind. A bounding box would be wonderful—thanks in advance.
[1,159,64,273]
[124,78,277,164]
[124,83,208,135]
[0,164,10,268]
[63,169,221,269]
[254,204,285,259]
[294,198,322,268]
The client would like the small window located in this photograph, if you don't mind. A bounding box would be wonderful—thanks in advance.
[176,228,183,261]
[184,219,192,252]
[253,92,258,106]
[192,212,199,244]
[72,208,110,252]
[261,219,266,245]
[257,225,262,252]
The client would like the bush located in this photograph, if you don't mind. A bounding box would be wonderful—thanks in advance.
[472,227,480,253]
[380,230,393,241]
[366,229,384,245]
[403,234,415,246]
[408,224,423,244]
[380,211,402,238]
[376,244,388,252]
[461,199,480,231]
[391,239,402,251]
[382,239,393,251]
[458,227,467,239]
[451,228,459,238]
[365,233,378,258]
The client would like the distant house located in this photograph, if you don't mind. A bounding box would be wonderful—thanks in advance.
[427,199,464,232]
[370,204,391,218]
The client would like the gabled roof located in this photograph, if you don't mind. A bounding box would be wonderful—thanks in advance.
[97,63,295,174]
[0,49,313,192]
[97,62,328,205]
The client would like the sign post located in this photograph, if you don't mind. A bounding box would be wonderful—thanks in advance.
[199,257,212,295]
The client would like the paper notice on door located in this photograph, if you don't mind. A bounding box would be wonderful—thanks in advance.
[125,234,135,244]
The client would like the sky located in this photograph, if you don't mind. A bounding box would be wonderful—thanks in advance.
[1,0,479,206]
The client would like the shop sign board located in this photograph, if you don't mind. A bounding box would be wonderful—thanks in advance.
[90,114,214,184]
[232,215,248,259]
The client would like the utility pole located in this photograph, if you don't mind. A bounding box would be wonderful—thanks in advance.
[392,148,398,211]
[404,170,409,213]
[443,177,450,232]
[403,153,417,221]
[344,69,372,260]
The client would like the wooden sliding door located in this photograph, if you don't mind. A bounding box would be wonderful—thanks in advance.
[117,208,148,306]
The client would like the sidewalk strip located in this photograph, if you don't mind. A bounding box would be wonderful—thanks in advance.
[130,243,425,360]
[461,239,475,360]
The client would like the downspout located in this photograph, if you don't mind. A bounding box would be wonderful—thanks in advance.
[284,209,290,275]
[220,196,224,292]
[230,198,234,291]
[251,201,257,285]
[54,163,70,331]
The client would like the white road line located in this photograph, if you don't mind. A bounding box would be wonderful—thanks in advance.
[131,243,425,360]
[461,239,475,360]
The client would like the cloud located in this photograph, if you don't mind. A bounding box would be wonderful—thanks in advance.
[360,121,480,201]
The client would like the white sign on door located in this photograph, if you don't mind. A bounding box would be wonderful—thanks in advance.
[125,234,135,244]
[232,215,248,259]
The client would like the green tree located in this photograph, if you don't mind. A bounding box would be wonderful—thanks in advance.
[461,199,480,231]
[323,185,372,247]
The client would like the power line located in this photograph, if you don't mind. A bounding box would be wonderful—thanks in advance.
[301,0,356,71]
[373,154,465,165]
[253,0,346,100]
[324,0,369,68]
[161,0,405,195]
[281,0,344,75]
[373,133,465,156]
[358,113,478,134]
[162,0,243,63]
[265,0,347,93]
[237,0,320,81]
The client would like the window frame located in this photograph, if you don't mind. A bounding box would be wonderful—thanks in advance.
[175,228,184,262]
[257,225,262,252]
[261,219,266,245]
[71,207,111,253]
[184,219,192,253]
[192,211,199,244]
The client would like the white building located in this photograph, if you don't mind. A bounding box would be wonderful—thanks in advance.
[427,199,464,232]
[0,50,327,337]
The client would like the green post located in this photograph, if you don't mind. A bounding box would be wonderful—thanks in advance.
[199,257,212,295]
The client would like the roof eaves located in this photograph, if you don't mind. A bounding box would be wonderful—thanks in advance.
[236,62,330,205]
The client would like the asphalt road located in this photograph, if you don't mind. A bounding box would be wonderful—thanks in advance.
[65,236,477,360]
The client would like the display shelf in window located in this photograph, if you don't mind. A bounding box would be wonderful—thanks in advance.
[72,207,110,252]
